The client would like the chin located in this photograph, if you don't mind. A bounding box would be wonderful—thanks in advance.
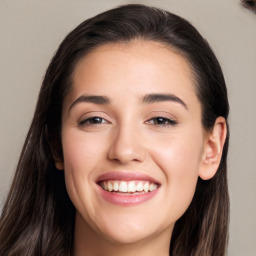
[91,211,173,245]
[99,225,158,245]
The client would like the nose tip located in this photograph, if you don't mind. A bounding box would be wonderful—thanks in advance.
[107,129,146,164]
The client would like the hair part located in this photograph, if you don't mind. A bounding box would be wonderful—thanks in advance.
[0,4,229,256]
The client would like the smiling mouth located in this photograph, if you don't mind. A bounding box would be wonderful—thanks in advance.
[96,172,161,205]
[98,180,159,194]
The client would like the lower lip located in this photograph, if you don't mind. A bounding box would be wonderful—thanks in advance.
[98,186,159,206]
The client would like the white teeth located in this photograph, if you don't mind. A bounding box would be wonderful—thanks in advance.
[107,182,113,192]
[127,182,136,192]
[101,180,158,193]
[113,181,119,191]
[119,181,128,192]
[136,182,144,192]
[149,183,157,192]
[144,182,149,192]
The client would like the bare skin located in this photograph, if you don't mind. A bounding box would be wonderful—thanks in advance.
[55,40,227,256]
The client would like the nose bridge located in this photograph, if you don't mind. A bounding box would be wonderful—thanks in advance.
[107,119,145,163]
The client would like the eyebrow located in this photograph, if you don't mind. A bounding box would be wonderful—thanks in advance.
[142,93,188,109]
[68,93,188,111]
[69,95,111,111]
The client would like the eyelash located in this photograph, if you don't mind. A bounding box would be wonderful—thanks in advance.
[146,117,177,127]
[79,116,108,126]
[79,116,177,127]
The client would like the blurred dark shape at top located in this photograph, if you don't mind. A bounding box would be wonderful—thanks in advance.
[241,0,256,13]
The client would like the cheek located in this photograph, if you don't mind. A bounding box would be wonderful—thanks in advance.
[149,131,203,215]
[150,130,203,177]
[62,129,107,172]
[61,129,107,209]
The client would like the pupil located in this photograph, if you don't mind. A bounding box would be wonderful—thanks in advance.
[155,117,165,124]
[92,117,102,123]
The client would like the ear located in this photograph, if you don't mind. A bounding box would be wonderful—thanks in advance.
[199,117,227,180]
[54,160,64,171]
[45,125,64,170]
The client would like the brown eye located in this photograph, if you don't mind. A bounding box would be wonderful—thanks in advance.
[79,117,107,126]
[147,117,177,126]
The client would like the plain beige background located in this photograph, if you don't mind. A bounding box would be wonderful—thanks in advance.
[0,0,255,255]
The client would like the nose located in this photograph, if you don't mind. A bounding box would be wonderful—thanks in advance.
[107,125,146,164]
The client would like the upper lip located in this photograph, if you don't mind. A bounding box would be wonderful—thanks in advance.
[96,171,160,185]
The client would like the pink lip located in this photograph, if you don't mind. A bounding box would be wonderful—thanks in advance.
[98,188,159,206]
[95,171,160,206]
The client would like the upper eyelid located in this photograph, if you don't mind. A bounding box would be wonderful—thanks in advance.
[145,111,177,121]
[78,111,110,120]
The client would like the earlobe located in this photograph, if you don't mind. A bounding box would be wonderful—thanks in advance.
[199,117,227,180]
[55,161,64,170]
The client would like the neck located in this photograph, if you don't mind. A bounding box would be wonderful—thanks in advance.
[73,213,173,256]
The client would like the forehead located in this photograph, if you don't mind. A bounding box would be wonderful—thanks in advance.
[65,40,200,112]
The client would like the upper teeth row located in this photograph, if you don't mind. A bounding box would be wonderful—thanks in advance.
[100,181,158,193]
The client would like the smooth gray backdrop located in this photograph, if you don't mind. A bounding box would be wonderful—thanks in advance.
[1,1,256,255]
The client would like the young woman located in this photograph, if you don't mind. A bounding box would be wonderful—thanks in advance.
[0,4,229,256]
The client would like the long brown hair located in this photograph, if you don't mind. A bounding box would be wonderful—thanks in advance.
[0,4,229,255]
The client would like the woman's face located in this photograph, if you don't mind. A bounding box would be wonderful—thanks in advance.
[59,40,209,245]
